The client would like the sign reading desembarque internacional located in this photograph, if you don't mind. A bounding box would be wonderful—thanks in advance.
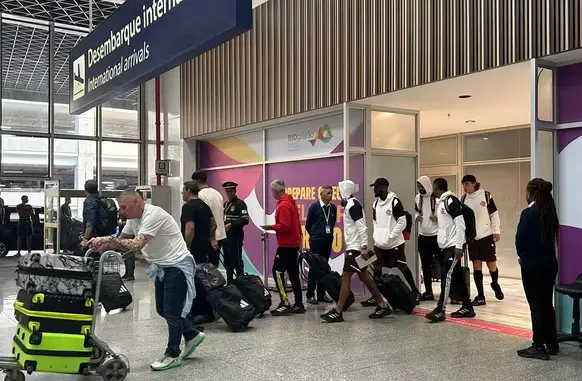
[69,0,252,115]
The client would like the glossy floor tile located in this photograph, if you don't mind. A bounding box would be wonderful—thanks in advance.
[0,257,578,381]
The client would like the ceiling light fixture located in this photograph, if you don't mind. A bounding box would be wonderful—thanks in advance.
[465,120,475,123]
[459,95,472,99]
[483,137,489,140]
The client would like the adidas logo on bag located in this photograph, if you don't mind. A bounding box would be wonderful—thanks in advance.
[263,289,270,297]
[240,300,249,308]
[119,285,128,294]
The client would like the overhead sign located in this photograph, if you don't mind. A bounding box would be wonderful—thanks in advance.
[69,0,252,114]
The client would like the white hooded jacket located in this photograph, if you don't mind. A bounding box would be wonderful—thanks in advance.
[414,176,438,236]
[338,180,368,252]
[436,190,466,250]
[372,191,406,250]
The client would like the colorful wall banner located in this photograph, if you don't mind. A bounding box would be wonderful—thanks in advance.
[199,131,263,168]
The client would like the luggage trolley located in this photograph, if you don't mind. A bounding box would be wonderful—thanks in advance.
[0,250,130,381]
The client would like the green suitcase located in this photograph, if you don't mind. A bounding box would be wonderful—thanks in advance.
[12,324,92,374]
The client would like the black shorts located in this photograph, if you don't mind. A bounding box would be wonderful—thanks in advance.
[343,250,364,273]
[374,244,406,268]
[467,235,497,262]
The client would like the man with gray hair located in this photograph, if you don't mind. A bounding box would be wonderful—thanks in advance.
[88,190,206,371]
[261,179,305,315]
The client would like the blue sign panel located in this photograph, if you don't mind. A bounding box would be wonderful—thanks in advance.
[69,0,252,114]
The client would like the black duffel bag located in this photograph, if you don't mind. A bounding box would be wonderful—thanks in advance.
[195,262,226,292]
[299,250,331,280]
[231,274,271,315]
[376,274,415,314]
[99,273,133,313]
[206,285,257,332]
[318,271,355,310]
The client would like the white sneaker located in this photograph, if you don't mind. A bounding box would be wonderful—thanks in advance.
[182,332,207,360]
[150,355,181,371]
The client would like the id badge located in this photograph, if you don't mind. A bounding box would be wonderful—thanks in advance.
[325,225,331,234]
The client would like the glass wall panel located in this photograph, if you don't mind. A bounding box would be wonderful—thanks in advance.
[463,128,530,162]
[420,137,457,166]
[1,23,49,133]
[349,108,365,148]
[1,135,49,177]
[371,111,416,151]
[102,88,139,139]
[101,141,139,190]
[537,68,554,122]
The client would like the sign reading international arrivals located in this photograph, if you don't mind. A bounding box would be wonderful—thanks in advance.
[69,0,252,115]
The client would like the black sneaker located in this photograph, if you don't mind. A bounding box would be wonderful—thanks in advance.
[471,296,486,306]
[491,282,505,300]
[122,274,135,281]
[270,304,292,316]
[420,292,435,301]
[517,346,550,360]
[320,309,344,323]
[425,307,446,323]
[317,295,334,303]
[450,306,476,318]
[361,297,378,307]
[415,293,421,305]
[306,297,319,305]
[291,304,306,314]
[546,345,559,356]
[369,306,393,319]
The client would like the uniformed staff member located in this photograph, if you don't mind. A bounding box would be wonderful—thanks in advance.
[222,182,249,284]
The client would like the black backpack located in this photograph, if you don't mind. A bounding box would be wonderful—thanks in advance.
[445,196,476,241]
[98,198,119,236]
[373,198,413,240]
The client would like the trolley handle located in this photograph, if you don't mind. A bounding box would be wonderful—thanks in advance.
[85,248,132,261]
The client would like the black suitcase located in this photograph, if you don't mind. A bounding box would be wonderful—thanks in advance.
[449,250,471,301]
[377,274,416,314]
[205,285,257,332]
[98,273,133,313]
[195,262,226,292]
[231,275,271,315]
[318,272,355,310]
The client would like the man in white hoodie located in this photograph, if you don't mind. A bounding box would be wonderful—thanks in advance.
[361,178,420,308]
[415,176,440,301]
[425,178,476,323]
[320,180,392,323]
[461,175,504,306]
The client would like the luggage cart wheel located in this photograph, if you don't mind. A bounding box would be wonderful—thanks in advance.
[4,370,25,381]
[99,358,129,381]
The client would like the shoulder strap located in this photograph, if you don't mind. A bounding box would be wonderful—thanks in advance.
[418,195,424,215]
[485,190,491,205]
[430,195,436,214]
[460,194,466,204]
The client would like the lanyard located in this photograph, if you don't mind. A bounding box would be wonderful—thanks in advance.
[321,204,331,224]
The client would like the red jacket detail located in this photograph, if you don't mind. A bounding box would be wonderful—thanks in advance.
[273,194,302,247]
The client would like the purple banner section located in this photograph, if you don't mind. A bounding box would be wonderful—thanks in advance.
[199,141,242,168]
[558,225,582,283]
[557,127,582,153]
[557,63,582,124]
[206,165,264,275]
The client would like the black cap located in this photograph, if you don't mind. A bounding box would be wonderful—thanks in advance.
[370,177,389,188]
[462,175,477,183]
[222,181,238,190]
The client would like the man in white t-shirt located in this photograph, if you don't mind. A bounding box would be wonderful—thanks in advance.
[88,190,206,371]
[192,170,226,266]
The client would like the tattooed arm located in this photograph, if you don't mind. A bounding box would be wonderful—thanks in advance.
[108,234,153,252]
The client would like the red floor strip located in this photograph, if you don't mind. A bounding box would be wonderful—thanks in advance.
[412,308,532,339]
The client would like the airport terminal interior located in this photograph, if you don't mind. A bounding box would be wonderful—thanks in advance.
[1,0,582,380]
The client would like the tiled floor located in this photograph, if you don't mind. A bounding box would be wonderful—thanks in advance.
[0,257,579,381]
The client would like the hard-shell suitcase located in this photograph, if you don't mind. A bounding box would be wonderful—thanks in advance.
[12,324,92,374]
[15,253,95,298]
[318,272,355,310]
[195,262,226,292]
[377,274,416,314]
[14,290,93,335]
[231,274,271,315]
[99,273,133,313]
[205,285,257,332]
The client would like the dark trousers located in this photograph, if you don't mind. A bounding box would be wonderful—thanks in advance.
[154,267,200,358]
[418,234,441,294]
[306,238,333,299]
[208,240,224,267]
[17,220,32,253]
[437,247,471,310]
[124,252,135,277]
[521,255,558,348]
[223,233,244,284]
[273,246,303,306]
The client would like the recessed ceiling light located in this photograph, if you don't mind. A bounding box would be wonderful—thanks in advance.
[459,95,472,99]
[483,137,489,140]
[465,120,475,123]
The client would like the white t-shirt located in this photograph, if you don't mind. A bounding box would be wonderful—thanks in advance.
[122,203,190,266]
[198,187,226,241]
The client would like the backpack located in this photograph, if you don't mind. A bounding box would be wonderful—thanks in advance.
[417,194,436,216]
[98,198,119,236]
[445,196,476,241]
[373,198,413,241]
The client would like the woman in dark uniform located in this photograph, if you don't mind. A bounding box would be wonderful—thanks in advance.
[515,178,559,360]
[16,195,34,255]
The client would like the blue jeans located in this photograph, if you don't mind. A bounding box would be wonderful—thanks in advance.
[155,267,199,358]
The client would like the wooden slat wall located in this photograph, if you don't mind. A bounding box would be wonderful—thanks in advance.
[181,0,582,138]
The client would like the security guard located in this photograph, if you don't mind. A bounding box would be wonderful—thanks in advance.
[222,181,249,283]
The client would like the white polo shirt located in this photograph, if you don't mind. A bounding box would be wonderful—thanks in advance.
[199,187,227,241]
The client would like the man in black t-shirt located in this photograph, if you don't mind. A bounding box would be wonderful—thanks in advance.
[181,181,216,263]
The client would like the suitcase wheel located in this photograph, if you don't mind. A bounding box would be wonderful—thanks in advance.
[99,358,129,381]
[4,370,25,381]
